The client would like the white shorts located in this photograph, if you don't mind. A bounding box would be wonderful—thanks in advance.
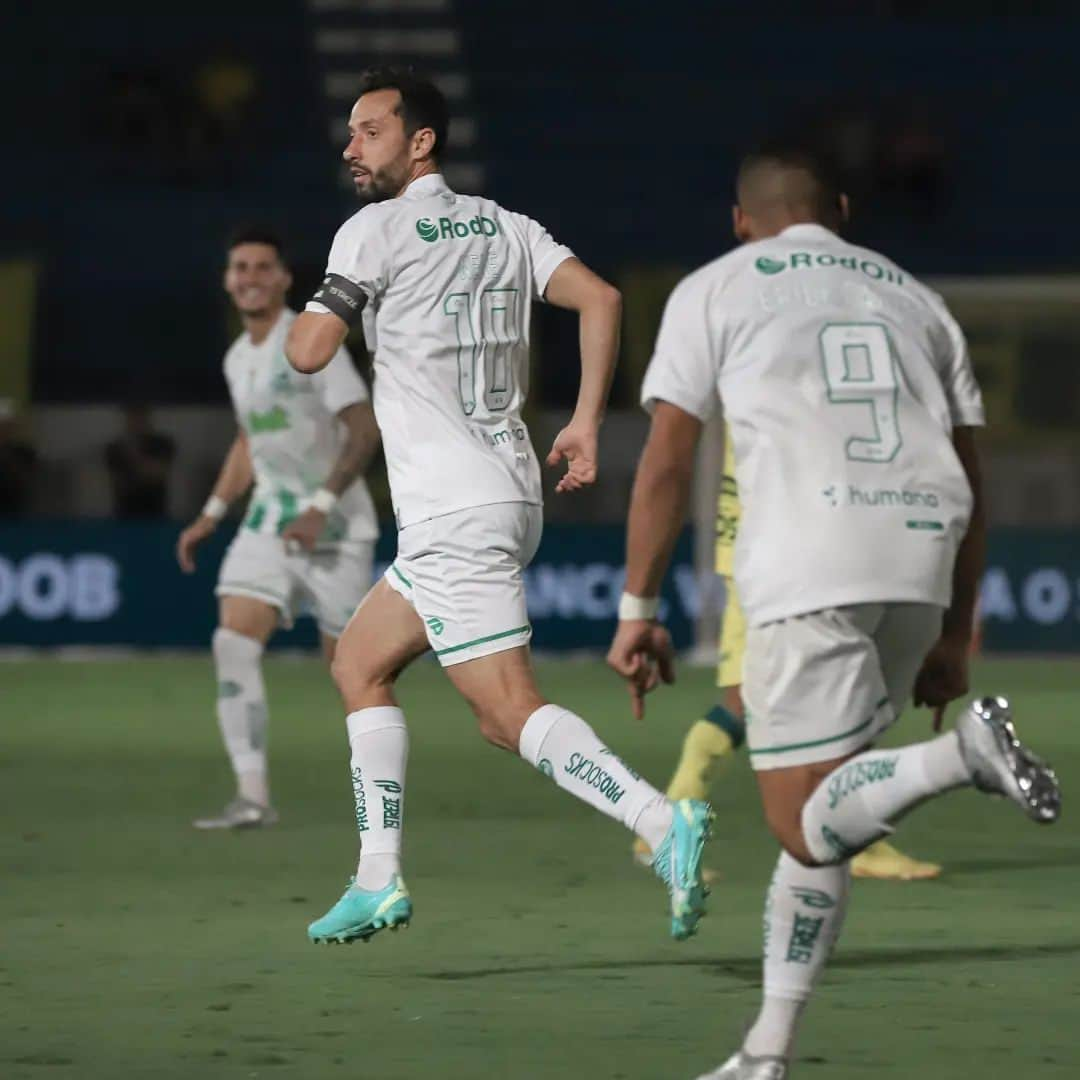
[742,602,942,771]
[385,502,542,667]
[216,529,374,638]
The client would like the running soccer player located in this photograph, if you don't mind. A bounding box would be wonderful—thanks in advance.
[607,143,1060,1078]
[177,228,381,829]
[287,67,712,944]
[633,433,944,882]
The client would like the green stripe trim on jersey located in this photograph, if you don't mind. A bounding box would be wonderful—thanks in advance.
[748,695,890,756]
[246,501,267,531]
[434,624,530,657]
[276,490,299,532]
[390,564,412,588]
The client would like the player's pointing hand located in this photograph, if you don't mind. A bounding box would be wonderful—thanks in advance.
[546,419,599,494]
[607,620,676,720]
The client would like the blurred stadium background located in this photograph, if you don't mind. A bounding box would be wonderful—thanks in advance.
[3,4,1079,1078]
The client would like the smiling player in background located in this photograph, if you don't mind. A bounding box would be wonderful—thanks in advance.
[177,227,381,829]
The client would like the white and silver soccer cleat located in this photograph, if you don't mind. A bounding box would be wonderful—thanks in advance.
[695,1050,788,1080]
[193,796,279,830]
[956,696,1061,823]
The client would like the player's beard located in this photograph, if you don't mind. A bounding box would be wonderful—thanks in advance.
[353,161,407,203]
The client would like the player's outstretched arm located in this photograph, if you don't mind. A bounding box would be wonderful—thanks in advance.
[286,311,349,375]
[606,401,702,718]
[914,425,986,729]
[542,258,622,493]
[176,432,253,573]
[280,402,381,552]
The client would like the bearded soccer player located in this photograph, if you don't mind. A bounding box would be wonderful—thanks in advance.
[632,432,944,882]
[287,67,712,944]
[177,228,381,829]
[607,144,1060,1078]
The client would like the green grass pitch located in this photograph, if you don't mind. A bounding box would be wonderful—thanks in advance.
[3,656,1078,1079]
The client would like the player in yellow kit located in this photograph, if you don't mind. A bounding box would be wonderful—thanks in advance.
[633,435,942,881]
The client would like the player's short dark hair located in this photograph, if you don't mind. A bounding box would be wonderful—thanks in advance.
[736,139,843,216]
[356,66,449,162]
[226,226,289,267]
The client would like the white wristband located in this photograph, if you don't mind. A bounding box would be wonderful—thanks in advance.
[310,487,338,514]
[202,495,228,521]
[618,592,660,621]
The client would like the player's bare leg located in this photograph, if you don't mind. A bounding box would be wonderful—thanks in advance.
[308,579,429,944]
[700,701,1059,1079]
[446,645,714,940]
[193,596,280,830]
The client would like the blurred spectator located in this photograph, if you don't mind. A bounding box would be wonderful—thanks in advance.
[105,405,176,518]
[0,398,38,517]
[194,55,258,150]
[876,101,950,221]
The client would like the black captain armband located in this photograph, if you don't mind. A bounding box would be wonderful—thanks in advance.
[311,273,367,325]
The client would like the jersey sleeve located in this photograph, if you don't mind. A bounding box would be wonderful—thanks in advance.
[305,209,388,318]
[928,295,985,428]
[311,343,370,415]
[640,273,720,421]
[518,215,574,298]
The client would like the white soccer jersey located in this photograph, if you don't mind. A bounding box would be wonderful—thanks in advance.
[642,223,985,627]
[306,173,574,529]
[224,308,378,542]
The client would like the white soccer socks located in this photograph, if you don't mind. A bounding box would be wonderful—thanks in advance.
[346,706,409,890]
[801,732,972,865]
[519,704,673,849]
[744,852,851,1059]
[212,627,270,807]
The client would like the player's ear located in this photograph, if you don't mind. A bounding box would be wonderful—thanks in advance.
[412,126,436,162]
[732,205,752,244]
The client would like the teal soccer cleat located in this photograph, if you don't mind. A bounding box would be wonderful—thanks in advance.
[652,798,715,940]
[307,875,412,945]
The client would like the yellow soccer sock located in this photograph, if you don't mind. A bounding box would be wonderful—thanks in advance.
[666,720,734,802]
[633,705,745,866]
[666,704,746,802]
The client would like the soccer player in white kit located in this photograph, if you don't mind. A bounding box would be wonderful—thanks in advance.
[606,145,1061,1079]
[286,68,713,944]
[177,228,381,829]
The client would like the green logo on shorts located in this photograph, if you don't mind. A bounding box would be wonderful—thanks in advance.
[426,616,445,636]
[538,758,554,778]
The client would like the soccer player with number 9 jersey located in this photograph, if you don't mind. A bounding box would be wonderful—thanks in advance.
[607,143,1060,1078]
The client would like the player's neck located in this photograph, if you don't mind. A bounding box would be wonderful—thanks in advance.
[394,161,440,198]
[763,210,838,237]
[243,305,284,346]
